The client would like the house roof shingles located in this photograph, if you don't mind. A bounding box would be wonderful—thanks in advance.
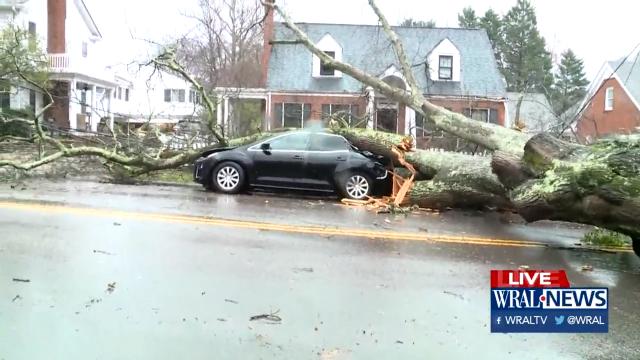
[267,23,506,98]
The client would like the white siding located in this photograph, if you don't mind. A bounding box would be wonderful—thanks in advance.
[427,38,461,82]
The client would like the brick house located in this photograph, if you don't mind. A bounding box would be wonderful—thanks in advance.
[573,54,640,142]
[260,9,507,145]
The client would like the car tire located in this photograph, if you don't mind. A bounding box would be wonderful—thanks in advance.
[339,172,373,200]
[211,162,245,194]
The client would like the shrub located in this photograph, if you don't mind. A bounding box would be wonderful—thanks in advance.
[582,228,631,248]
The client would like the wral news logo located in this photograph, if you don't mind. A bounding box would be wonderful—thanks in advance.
[490,270,608,333]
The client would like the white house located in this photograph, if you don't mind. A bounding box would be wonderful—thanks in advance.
[0,0,117,132]
[109,64,202,127]
[0,0,205,133]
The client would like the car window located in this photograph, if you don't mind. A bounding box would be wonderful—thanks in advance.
[309,134,349,151]
[267,133,310,151]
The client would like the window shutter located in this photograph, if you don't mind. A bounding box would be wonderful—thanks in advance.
[164,89,171,102]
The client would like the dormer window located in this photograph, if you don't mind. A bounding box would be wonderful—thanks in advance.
[427,38,460,82]
[312,34,342,78]
[320,51,336,76]
[438,55,453,80]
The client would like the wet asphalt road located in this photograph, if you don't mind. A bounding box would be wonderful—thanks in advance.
[0,180,639,359]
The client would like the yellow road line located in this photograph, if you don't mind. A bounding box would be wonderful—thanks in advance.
[0,200,622,251]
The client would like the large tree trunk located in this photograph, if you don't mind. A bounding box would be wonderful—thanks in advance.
[336,127,640,248]
[334,127,511,210]
[493,133,640,242]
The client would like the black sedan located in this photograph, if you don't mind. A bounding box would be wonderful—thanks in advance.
[193,130,389,199]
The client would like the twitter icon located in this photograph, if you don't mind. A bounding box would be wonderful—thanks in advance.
[555,316,565,325]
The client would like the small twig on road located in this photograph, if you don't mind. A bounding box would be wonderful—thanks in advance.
[12,278,30,283]
[224,298,239,304]
[106,282,116,294]
[443,290,465,301]
[250,309,282,323]
[93,249,114,255]
[12,294,21,302]
[292,267,314,273]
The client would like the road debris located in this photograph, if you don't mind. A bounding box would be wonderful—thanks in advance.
[113,222,122,226]
[443,290,465,301]
[396,340,404,344]
[217,318,227,322]
[93,249,114,255]
[106,282,116,294]
[12,278,30,283]
[12,294,21,302]
[224,298,239,304]
[250,310,282,324]
[85,298,102,308]
[292,267,314,273]
[581,265,594,271]
[318,348,352,360]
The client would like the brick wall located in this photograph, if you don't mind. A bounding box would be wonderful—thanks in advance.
[576,77,640,142]
[260,1,274,87]
[44,81,70,128]
[428,98,506,126]
[269,93,506,135]
[269,94,366,129]
[47,0,66,53]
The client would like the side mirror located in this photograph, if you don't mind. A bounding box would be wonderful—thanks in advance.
[260,143,271,151]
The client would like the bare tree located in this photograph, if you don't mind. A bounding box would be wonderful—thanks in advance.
[179,0,264,90]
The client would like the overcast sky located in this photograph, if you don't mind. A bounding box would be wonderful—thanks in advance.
[86,0,640,79]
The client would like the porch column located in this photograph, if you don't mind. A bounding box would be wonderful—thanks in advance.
[89,84,96,131]
[265,92,271,131]
[405,106,416,145]
[216,96,223,131]
[223,96,229,135]
[69,79,77,130]
[108,88,114,130]
[365,86,374,129]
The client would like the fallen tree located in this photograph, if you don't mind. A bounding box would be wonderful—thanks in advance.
[262,0,640,252]
[2,2,639,253]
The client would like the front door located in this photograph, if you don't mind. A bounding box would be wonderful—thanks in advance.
[376,108,398,133]
[250,132,310,188]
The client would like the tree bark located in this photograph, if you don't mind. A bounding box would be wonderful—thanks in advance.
[332,127,511,210]
[509,134,640,239]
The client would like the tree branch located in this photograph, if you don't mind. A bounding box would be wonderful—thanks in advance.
[264,1,530,155]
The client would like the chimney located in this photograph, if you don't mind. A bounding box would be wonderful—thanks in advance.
[47,0,66,54]
[260,1,275,88]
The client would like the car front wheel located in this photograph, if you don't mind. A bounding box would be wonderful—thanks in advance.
[212,162,245,194]
[341,173,372,200]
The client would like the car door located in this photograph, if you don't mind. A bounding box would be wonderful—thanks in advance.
[249,132,310,188]
[304,133,350,191]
